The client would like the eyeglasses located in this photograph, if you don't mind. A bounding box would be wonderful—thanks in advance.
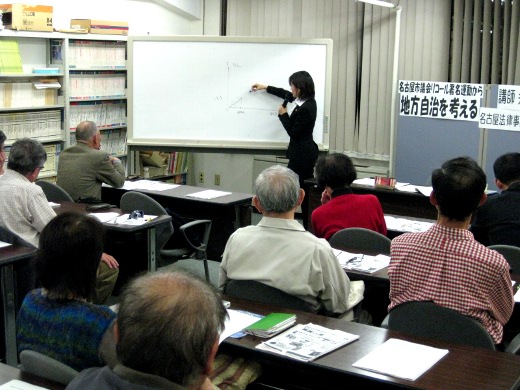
[128,210,144,220]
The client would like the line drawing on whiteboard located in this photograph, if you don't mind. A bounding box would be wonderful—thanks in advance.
[222,61,281,115]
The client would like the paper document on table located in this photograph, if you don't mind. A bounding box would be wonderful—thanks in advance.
[257,323,359,362]
[415,186,433,196]
[89,212,120,223]
[394,182,417,193]
[48,202,60,207]
[0,241,11,248]
[352,178,375,186]
[219,309,264,344]
[112,180,180,191]
[352,338,448,381]
[113,214,157,226]
[0,379,49,390]
[333,249,390,273]
[384,216,433,233]
[186,190,231,199]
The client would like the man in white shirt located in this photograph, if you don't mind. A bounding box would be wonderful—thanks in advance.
[219,165,365,321]
[0,138,119,305]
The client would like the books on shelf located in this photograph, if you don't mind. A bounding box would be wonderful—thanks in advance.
[69,100,126,130]
[66,40,126,69]
[244,313,297,338]
[256,323,359,362]
[0,110,62,141]
[0,82,58,108]
[69,71,126,99]
[0,40,23,73]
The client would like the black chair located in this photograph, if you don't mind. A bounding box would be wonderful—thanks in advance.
[120,191,214,282]
[488,245,520,275]
[381,301,520,353]
[35,180,73,202]
[329,227,391,255]
[224,280,315,313]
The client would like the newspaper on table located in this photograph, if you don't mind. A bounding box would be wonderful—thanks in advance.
[256,323,359,362]
[333,249,390,274]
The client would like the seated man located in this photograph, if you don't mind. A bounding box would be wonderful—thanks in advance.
[311,153,387,240]
[0,138,119,305]
[57,120,125,201]
[67,272,260,390]
[470,152,520,247]
[388,157,513,345]
[219,165,364,321]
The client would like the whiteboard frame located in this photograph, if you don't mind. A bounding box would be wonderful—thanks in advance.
[127,35,332,151]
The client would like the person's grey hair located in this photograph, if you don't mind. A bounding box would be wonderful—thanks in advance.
[117,272,228,387]
[75,121,98,142]
[7,138,47,175]
[254,165,300,213]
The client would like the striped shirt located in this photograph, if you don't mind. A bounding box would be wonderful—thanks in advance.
[388,224,513,344]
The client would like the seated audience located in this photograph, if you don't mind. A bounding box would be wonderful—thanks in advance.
[219,165,365,321]
[470,152,520,247]
[311,153,386,240]
[17,212,117,371]
[67,272,260,390]
[57,120,125,202]
[388,157,513,345]
[0,138,119,305]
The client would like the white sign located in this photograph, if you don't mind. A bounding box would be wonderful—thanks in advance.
[497,85,520,111]
[398,81,483,121]
[478,107,520,131]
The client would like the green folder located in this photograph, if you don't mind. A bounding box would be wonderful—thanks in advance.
[245,313,296,335]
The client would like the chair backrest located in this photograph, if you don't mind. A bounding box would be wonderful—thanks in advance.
[488,245,520,275]
[329,227,392,255]
[120,191,173,254]
[19,350,79,385]
[35,180,73,202]
[381,301,495,350]
[224,280,315,313]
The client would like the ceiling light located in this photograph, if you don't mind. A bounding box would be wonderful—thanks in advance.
[358,0,395,8]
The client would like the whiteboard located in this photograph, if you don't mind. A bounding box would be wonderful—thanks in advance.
[127,36,332,150]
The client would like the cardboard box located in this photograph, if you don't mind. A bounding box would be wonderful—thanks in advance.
[0,4,53,32]
[70,19,128,35]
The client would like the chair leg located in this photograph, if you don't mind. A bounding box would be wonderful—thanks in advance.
[203,258,210,283]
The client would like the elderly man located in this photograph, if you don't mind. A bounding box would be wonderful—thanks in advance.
[57,121,125,201]
[219,165,365,321]
[67,272,226,390]
[0,138,119,305]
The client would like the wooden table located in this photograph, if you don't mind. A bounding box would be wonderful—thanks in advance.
[0,363,65,389]
[221,296,520,390]
[0,244,36,367]
[102,183,253,259]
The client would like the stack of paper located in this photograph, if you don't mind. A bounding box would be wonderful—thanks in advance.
[244,313,296,338]
[352,338,448,381]
[257,323,359,362]
[333,249,390,274]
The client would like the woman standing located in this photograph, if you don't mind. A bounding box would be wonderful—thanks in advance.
[252,71,318,227]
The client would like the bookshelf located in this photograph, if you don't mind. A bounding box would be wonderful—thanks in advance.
[0,31,128,179]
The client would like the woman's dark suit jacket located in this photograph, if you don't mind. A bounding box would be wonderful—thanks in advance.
[266,85,319,181]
